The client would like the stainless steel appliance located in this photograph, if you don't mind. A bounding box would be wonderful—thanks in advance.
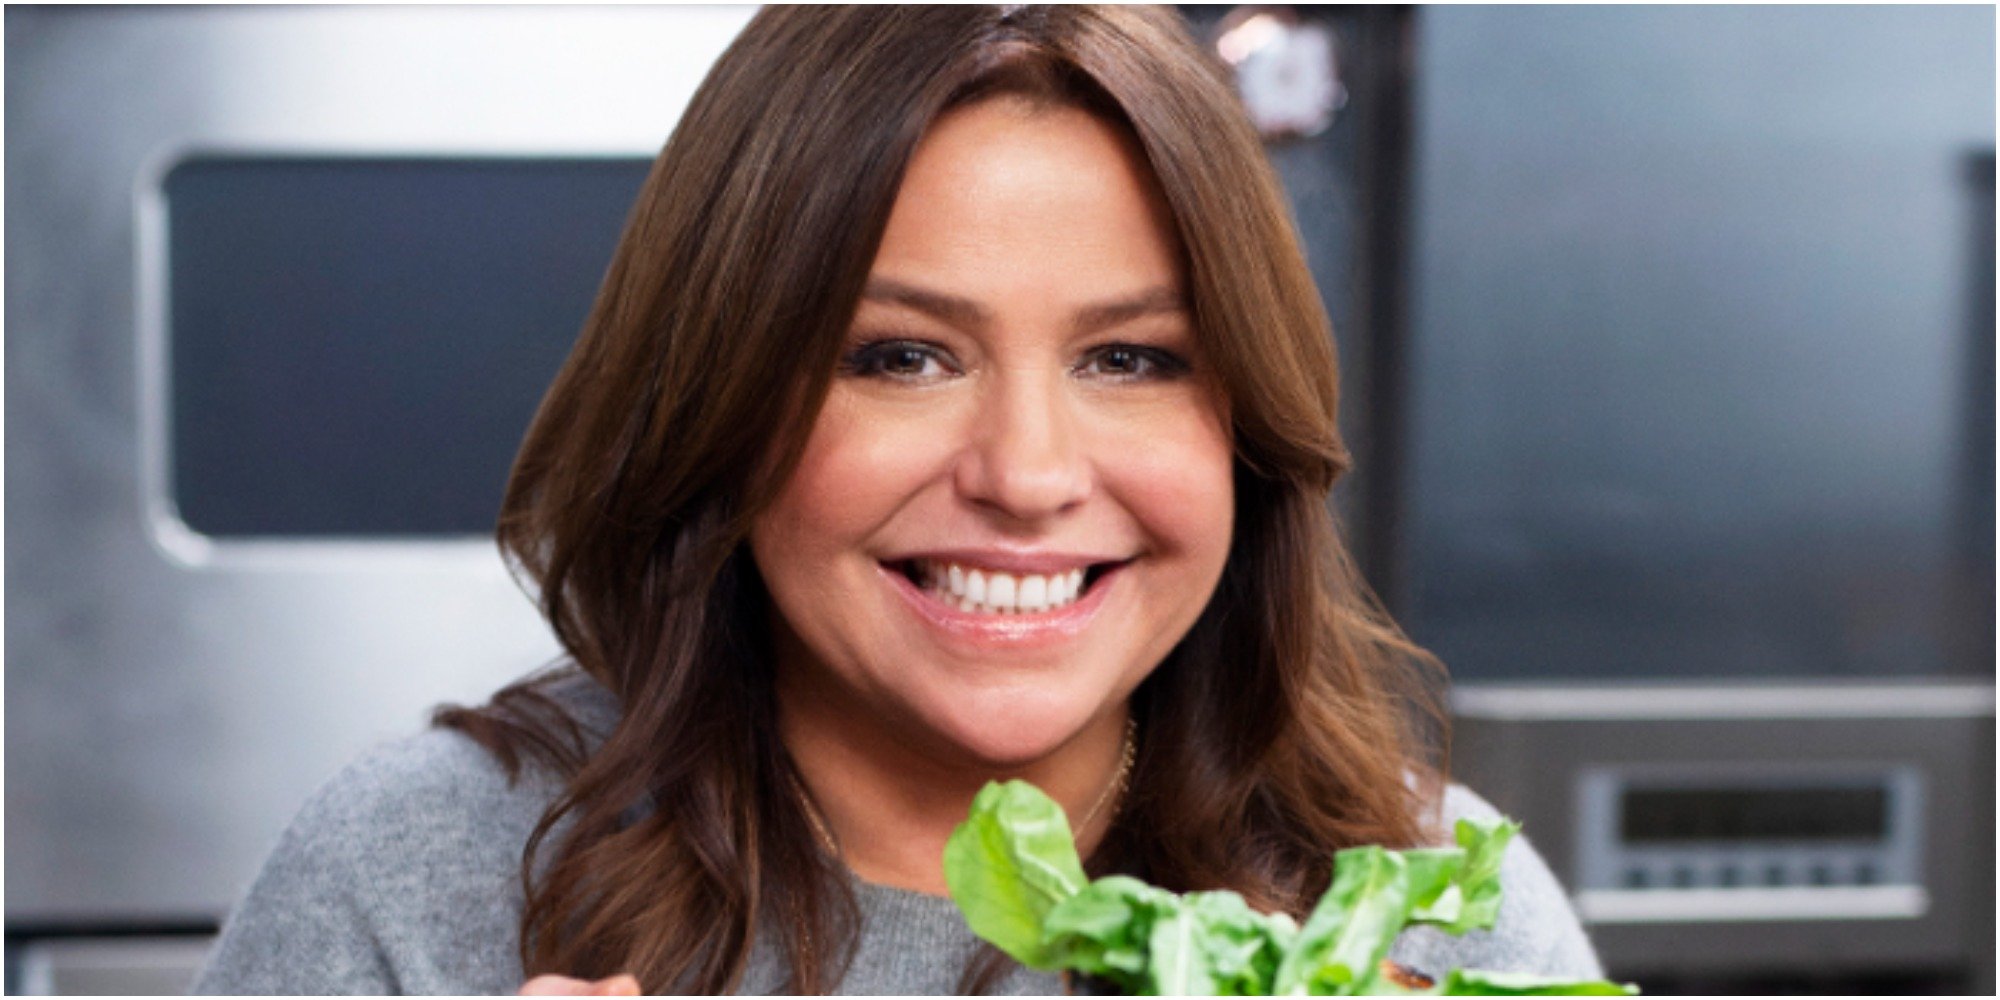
[6,6,755,991]
[1454,685,1994,990]
[1406,6,1997,991]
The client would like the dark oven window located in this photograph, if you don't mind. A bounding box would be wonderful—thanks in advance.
[161,155,650,539]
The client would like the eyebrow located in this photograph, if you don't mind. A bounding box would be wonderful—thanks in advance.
[1069,285,1188,336]
[860,277,1187,336]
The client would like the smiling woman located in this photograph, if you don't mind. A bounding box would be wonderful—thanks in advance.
[194,5,1601,996]
[754,99,1236,880]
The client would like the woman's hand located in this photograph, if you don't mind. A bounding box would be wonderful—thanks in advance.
[518,973,642,995]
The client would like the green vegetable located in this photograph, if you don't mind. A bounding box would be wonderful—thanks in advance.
[1273,845,1413,994]
[943,780,1638,996]
[1042,876,1174,987]
[1436,970,1638,996]
[940,780,1092,968]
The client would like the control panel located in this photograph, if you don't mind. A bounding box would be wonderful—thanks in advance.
[1573,765,1926,924]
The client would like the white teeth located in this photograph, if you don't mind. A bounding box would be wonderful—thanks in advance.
[1019,574,1047,611]
[914,559,1096,615]
[988,573,1017,609]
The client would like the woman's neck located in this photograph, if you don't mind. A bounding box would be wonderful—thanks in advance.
[774,672,1131,897]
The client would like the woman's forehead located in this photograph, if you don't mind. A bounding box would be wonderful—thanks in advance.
[863,99,1186,321]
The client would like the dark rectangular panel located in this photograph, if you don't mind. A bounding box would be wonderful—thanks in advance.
[1621,786,1889,844]
[164,155,650,537]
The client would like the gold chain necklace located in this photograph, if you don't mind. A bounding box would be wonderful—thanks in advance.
[799,717,1139,857]
[1076,715,1140,835]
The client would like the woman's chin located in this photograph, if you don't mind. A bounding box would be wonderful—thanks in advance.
[924,693,1111,770]
[949,729,1072,770]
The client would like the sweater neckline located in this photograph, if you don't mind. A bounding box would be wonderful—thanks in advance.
[846,869,964,912]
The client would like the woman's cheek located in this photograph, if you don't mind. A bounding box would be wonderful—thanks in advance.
[781,390,958,537]
[835,399,968,505]
[1100,403,1234,553]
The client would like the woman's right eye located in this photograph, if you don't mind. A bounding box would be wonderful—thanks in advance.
[838,339,959,382]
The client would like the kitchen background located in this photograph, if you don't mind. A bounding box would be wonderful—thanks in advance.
[6,5,1994,994]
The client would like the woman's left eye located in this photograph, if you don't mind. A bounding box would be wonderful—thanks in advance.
[1076,344,1190,381]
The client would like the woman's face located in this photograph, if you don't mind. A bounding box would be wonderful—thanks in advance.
[750,98,1234,767]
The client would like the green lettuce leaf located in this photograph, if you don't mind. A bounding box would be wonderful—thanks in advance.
[941,779,1091,968]
[1439,969,1639,995]
[1043,879,1299,995]
[1390,817,1518,935]
[1433,817,1518,934]
[1401,847,1471,928]
[1272,845,1415,995]
[1042,875,1177,992]
[943,782,1637,997]
[1177,890,1298,995]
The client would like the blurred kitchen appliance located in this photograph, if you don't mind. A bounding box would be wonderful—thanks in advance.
[1454,685,1993,991]
[1404,7,1996,992]
[5,6,755,992]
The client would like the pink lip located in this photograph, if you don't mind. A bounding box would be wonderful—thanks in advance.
[878,560,1123,650]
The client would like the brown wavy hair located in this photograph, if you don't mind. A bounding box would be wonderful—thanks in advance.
[436,5,1447,993]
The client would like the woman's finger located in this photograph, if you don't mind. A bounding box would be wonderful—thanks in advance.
[518,973,641,995]
[598,974,642,996]
[519,975,592,995]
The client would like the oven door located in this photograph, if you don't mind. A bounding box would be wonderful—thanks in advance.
[4,3,754,973]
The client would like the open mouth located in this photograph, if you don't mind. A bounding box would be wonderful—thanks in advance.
[887,558,1126,616]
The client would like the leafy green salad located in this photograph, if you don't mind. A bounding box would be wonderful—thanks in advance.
[943,781,1638,996]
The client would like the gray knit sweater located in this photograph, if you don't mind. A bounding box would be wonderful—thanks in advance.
[195,674,1603,994]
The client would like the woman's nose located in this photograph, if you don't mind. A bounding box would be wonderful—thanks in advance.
[953,374,1091,523]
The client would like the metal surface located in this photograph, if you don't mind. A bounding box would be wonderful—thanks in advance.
[10,936,214,996]
[1404,6,1996,683]
[5,5,756,925]
[1406,8,1995,986]
[1574,886,1931,926]
[1572,764,1925,916]
[1452,685,1995,982]
[1455,683,1997,721]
